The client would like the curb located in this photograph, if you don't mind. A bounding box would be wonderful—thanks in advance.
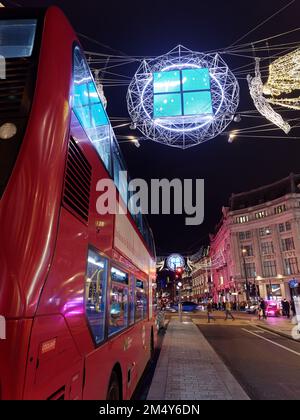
[254,324,299,342]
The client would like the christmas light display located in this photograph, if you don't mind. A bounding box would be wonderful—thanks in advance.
[247,58,291,134]
[263,48,300,110]
[127,45,240,149]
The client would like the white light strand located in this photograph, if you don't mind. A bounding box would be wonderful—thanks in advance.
[263,48,300,110]
[247,58,291,134]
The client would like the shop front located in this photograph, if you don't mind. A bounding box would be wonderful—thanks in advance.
[266,283,283,301]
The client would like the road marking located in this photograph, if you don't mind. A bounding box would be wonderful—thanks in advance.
[252,325,282,337]
[242,328,300,357]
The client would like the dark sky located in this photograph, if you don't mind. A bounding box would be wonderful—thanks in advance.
[11,0,300,255]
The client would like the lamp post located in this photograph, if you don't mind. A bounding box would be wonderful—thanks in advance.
[177,282,183,322]
[242,248,250,302]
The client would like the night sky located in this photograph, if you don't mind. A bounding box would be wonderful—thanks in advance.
[10,0,300,255]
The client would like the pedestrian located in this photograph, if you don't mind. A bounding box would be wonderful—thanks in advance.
[291,299,296,318]
[281,299,286,317]
[259,299,267,320]
[224,301,235,321]
[283,299,290,319]
[207,301,216,323]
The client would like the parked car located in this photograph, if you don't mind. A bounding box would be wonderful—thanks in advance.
[171,301,199,312]
[245,302,259,314]
[266,301,281,317]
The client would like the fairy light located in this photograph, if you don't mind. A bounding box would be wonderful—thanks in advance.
[247,58,291,134]
[263,48,300,110]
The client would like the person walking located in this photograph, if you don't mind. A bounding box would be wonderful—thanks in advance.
[224,301,235,321]
[281,299,286,317]
[291,299,296,318]
[207,301,216,323]
[259,299,267,320]
[283,299,290,319]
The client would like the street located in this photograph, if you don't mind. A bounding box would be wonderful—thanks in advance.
[198,324,300,400]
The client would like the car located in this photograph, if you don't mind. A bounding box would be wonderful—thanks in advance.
[245,303,259,314]
[171,301,199,312]
[266,301,281,317]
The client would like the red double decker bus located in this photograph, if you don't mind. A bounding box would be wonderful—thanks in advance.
[0,6,157,400]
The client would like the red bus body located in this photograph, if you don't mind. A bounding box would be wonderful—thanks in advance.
[0,7,156,400]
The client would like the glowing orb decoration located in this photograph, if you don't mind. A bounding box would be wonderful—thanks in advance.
[127,45,240,149]
[166,254,185,271]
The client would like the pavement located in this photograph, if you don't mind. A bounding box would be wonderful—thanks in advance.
[190,311,300,341]
[255,316,300,341]
[147,317,249,400]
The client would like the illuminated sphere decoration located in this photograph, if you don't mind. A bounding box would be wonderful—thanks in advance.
[127,45,240,149]
[166,254,185,271]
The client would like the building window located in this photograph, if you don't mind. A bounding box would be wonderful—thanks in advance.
[236,215,249,224]
[239,231,251,240]
[263,260,277,277]
[255,211,267,219]
[109,267,129,336]
[279,222,292,233]
[261,242,274,255]
[244,262,256,278]
[274,204,286,214]
[242,245,254,257]
[284,258,299,275]
[259,227,272,237]
[281,237,295,252]
[85,249,108,345]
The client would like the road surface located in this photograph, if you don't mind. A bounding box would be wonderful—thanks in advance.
[198,324,300,400]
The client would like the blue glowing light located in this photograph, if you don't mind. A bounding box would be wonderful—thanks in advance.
[153,67,213,119]
[153,93,182,118]
[183,91,213,115]
[153,70,181,94]
[182,68,210,91]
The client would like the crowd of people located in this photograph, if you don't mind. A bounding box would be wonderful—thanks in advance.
[206,297,297,323]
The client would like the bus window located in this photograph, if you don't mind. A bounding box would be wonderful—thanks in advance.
[109,267,129,336]
[129,277,135,325]
[85,249,108,345]
[112,135,128,206]
[0,19,37,58]
[73,45,112,175]
[135,280,147,322]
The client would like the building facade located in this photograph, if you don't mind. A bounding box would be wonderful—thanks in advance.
[190,248,212,302]
[210,174,300,304]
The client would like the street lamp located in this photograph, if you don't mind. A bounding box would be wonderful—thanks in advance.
[178,281,183,322]
[242,248,250,302]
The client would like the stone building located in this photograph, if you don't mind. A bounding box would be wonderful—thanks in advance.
[210,174,300,304]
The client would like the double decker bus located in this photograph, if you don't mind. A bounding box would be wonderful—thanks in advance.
[0,6,157,400]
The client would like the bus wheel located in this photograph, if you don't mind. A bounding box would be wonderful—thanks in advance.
[107,371,120,400]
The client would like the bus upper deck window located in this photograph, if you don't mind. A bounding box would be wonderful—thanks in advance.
[0,20,37,58]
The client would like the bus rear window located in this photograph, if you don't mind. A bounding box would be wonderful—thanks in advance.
[0,19,37,58]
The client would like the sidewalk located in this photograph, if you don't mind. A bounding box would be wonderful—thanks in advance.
[255,316,300,340]
[147,319,249,400]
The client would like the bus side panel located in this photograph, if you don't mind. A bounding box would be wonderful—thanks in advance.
[23,315,83,400]
[83,320,152,400]
[36,207,94,355]
[0,319,32,400]
[0,7,74,319]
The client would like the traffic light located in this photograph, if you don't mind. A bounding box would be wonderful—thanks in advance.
[175,267,183,279]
